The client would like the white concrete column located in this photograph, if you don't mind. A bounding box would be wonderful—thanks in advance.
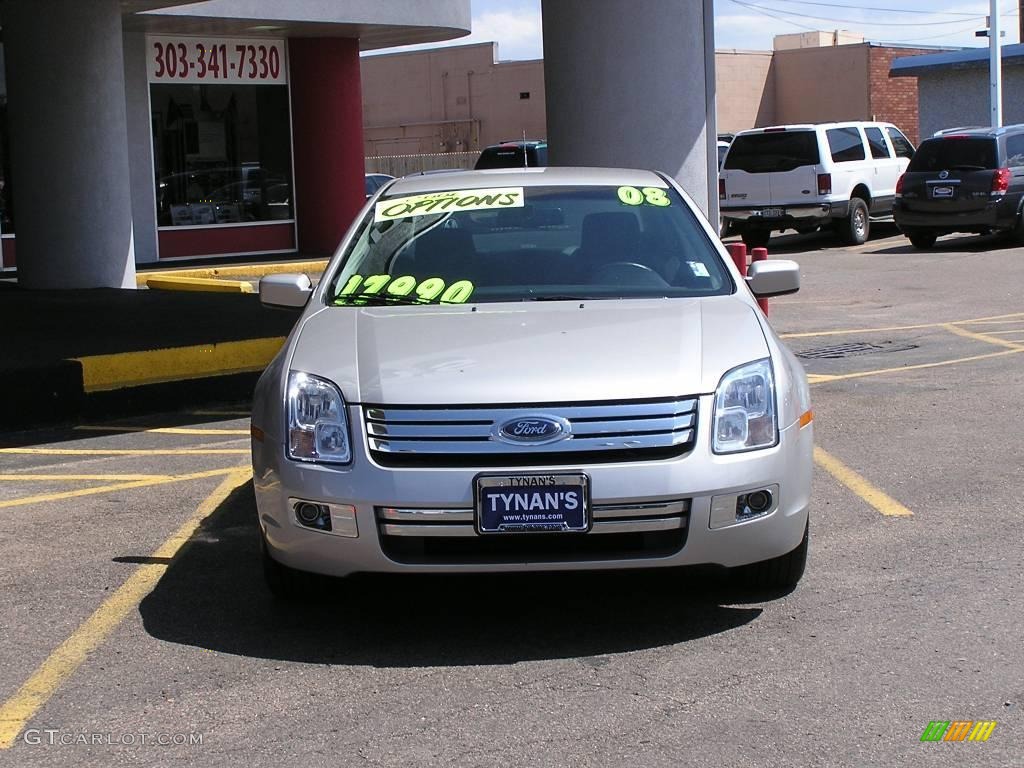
[541,0,718,219]
[3,0,137,288]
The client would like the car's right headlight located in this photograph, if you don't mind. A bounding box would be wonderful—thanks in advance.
[712,359,778,454]
[286,371,352,464]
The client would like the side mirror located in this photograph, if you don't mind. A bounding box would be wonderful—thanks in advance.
[260,273,312,308]
[746,259,800,298]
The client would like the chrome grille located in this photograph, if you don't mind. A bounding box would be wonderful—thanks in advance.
[377,498,689,537]
[375,499,690,564]
[364,397,698,465]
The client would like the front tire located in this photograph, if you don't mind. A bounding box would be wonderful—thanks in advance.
[908,230,938,249]
[838,198,869,245]
[741,229,771,249]
[733,521,808,592]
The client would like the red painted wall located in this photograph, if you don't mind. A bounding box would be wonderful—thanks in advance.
[158,224,295,260]
[288,38,366,256]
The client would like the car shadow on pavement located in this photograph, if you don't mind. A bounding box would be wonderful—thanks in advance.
[138,482,765,667]
[866,232,1014,256]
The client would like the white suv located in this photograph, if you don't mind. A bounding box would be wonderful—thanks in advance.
[719,122,915,248]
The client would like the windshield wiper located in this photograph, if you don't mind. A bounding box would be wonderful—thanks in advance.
[333,293,431,306]
[527,295,594,302]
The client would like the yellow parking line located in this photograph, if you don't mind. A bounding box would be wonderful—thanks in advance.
[0,474,174,482]
[781,312,1024,340]
[813,446,913,517]
[808,347,1024,384]
[0,467,239,510]
[807,373,839,384]
[943,323,1024,351]
[74,425,250,436]
[0,468,251,749]
[955,318,1024,326]
[0,448,249,456]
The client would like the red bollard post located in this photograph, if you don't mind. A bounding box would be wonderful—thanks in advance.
[750,247,769,316]
[726,242,748,277]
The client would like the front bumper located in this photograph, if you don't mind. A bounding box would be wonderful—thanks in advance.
[253,398,813,576]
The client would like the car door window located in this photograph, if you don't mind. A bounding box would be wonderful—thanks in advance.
[826,128,866,163]
[1005,134,1024,167]
[886,128,915,159]
[865,127,892,160]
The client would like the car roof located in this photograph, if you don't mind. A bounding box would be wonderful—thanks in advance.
[384,167,668,196]
[735,121,896,136]
[928,124,1024,139]
[488,140,547,148]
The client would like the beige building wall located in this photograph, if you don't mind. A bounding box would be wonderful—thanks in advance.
[360,43,545,156]
[715,50,775,133]
[772,44,871,124]
[774,30,865,50]
[361,39,911,159]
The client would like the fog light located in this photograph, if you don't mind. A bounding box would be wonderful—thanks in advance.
[289,498,359,538]
[736,488,774,521]
[709,484,779,529]
[294,501,332,531]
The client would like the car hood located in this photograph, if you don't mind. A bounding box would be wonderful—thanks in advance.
[289,297,769,405]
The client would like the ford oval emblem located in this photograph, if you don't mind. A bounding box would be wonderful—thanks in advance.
[939,170,949,180]
[493,415,571,445]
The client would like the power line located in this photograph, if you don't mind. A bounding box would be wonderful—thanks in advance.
[728,0,986,27]
[762,0,980,17]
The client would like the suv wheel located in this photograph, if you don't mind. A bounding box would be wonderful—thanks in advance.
[839,198,869,245]
[741,229,771,249]
[908,231,937,249]
[733,521,808,592]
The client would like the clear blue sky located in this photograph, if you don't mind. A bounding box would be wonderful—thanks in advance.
[376,0,1020,59]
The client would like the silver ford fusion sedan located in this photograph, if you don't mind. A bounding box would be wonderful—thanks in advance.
[252,167,813,597]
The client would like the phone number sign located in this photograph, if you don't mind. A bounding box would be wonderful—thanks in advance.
[147,36,287,84]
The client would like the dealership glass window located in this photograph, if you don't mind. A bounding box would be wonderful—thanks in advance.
[151,83,293,227]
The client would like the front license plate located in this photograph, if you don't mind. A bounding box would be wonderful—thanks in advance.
[762,207,784,218]
[475,473,590,534]
[931,186,954,199]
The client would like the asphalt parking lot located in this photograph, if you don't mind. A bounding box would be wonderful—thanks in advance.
[1,223,1021,767]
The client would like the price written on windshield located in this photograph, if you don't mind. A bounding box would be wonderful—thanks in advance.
[147,36,287,84]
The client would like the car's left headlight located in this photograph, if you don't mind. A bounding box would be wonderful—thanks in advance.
[287,371,352,464]
[712,359,778,454]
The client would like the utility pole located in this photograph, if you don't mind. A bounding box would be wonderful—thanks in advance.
[991,0,1003,128]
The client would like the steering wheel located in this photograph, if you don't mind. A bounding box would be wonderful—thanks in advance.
[590,261,668,287]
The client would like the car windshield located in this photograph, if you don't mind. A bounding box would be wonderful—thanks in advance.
[724,131,820,173]
[326,184,732,305]
[908,138,998,171]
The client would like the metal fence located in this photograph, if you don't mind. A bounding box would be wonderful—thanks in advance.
[364,151,478,177]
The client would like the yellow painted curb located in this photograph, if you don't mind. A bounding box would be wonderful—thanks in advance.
[74,336,286,392]
[136,259,327,286]
[143,275,254,293]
